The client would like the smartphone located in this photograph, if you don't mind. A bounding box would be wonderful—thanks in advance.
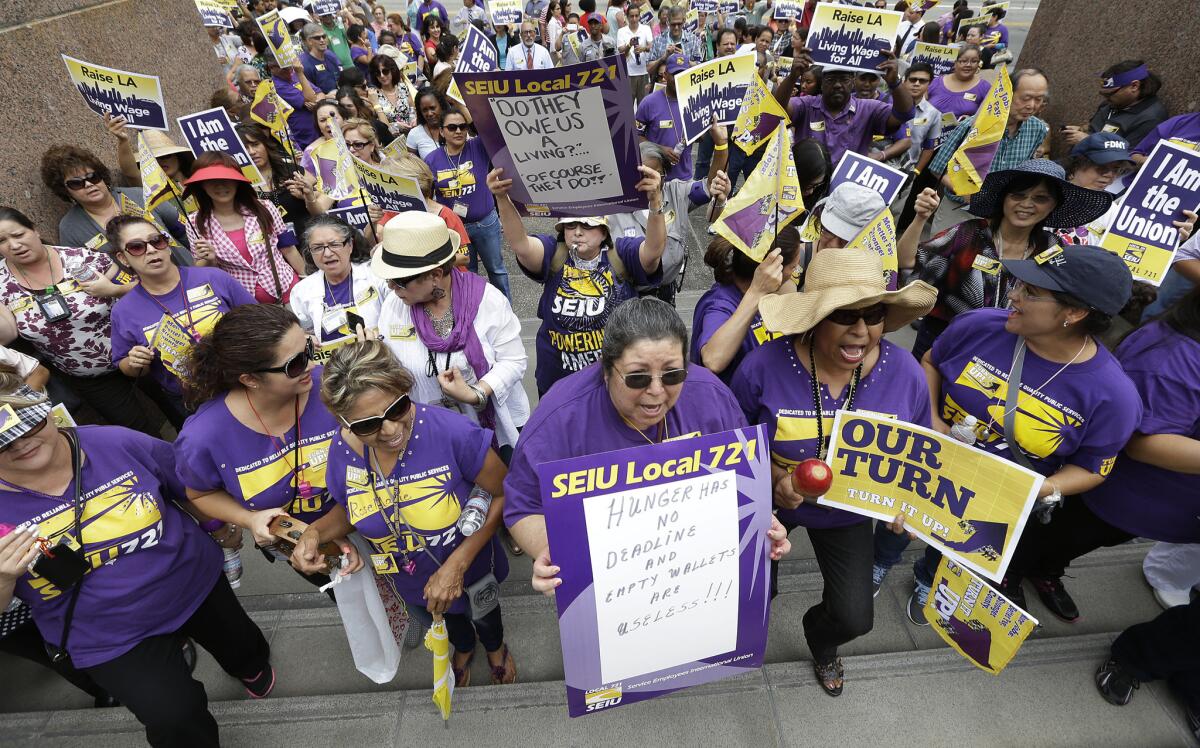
[345,311,366,335]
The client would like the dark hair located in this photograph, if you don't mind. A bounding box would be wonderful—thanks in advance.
[956,43,982,61]
[436,33,459,62]
[414,86,451,126]
[715,28,738,47]
[40,145,113,202]
[988,174,1059,253]
[0,207,36,232]
[188,152,276,241]
[311,98,342,134]
[793,138,832,202]
[302,214,371,264]
[600,297,689,373]
[377,30,397,45]
[1158,288,1200,345]
[919,20,940,42]
[184,304,302,407]
[988,6,1005,19]
[704,227,801,286]
[338,66,368,90]
[104,214,157,256]
[336,86,376,121]
[1101,59,1162,99]
[369,54,403,88]
[236,122,298,175]
[906,62,935,80]
[421,13,442,37]
[347,23,367,43]
[1050,290,1113,336]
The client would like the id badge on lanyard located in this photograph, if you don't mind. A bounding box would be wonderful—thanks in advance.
[37,290,70,323]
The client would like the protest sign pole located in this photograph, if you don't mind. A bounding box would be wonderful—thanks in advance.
[358,186,379,245]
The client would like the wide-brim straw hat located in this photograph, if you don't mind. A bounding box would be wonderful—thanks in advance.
[142,130,192,159]
[371,210,461,279]
[967,159,1113,229]
[759,247,937,335]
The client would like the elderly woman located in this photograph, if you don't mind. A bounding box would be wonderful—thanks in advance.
[488,164,667,395]
[731,248,936,696]
[0,207,160,435]
[185,152,306,304]
[292,341,516,685]
[0,375,273,746]
[108,215,254,428]
[899,160,1114,358]
[369,54,418,138]
[373,212,528,456]
[289,215,388,349]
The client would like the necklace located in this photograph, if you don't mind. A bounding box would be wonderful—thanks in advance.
[808,342,862,460]
[245,392,312,499]
[367,446,424,575]
[619,413,669,445]
[422,303,454,338]
[12,248,58,295]
[981,337,1090,439]
[570,248,602,271]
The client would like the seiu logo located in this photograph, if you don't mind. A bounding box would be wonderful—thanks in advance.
[584,686,623,712]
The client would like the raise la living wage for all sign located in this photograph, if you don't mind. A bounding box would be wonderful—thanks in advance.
[804,5,902,76]
[62,55,168,131]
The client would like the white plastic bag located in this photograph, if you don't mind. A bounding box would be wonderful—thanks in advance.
[334,535,404,684]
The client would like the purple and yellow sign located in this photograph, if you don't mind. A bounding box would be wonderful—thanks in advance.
[805,4,902,75]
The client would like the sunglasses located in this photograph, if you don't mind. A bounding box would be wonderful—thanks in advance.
[341,394,413,436]
[122,233,171,256]
[0,417,48,454]
[387,275,424,291]
[615,367,688,390]
[256,339,315,378]
[442,123,468,132]
[826,304,887,327]
[346,140,372,150]
[64,172,103,191]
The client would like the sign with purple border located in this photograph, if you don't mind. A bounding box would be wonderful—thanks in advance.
[539,425,773,717]
[455,56,648,217]
[828,151,909,206]
[805,4,902,75]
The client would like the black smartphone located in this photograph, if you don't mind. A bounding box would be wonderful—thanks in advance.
[345,311,366,335]
[32,540,89,590]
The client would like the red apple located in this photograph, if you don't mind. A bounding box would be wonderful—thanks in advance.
[792,459,833,497]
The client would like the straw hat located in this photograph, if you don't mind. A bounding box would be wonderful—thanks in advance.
[370,210,461,279]
[759,247,937,335]
[554,216,609,232]
[141,130,192,159]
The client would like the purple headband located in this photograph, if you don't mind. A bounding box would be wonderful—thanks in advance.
[1100,64,1148,90]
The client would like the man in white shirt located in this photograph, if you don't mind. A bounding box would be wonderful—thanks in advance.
[894,4,925,56]
[618,11,654,104]
[504,21,554,69]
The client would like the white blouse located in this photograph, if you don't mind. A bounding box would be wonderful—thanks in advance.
[290,262,389,341]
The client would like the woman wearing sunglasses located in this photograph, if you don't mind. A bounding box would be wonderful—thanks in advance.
[293,340,517,686]
[175,304,353,590]
[729,248,937,697]
[0,374,273,746]
[108,215,256,428]
[424,109,510,299]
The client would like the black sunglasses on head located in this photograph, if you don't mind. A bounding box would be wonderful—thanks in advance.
[122,234,171,256]
[342,394,412,436]
[64,172,103,191]
[826,304,887,327]
[256,339,315,378]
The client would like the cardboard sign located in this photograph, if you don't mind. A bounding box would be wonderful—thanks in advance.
[62,55,167,130]
[829,151,908,206]
[805,5,902,75]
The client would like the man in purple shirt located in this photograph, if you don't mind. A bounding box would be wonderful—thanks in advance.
[266,59,322,149]
[635,53,693,182]
[773,46,915,166]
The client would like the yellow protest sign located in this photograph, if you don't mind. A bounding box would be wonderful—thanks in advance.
[816,411,1043,582]
[845,208,898,286]
[732,74,791,156]
[135,132,176,212]
[250,79,295,155]
[351,157,426,214]
[713,125,804,262]
[925,557,1038,675]
[62,55,168,131]
[946,67,1012,197]
[256,10,300,68]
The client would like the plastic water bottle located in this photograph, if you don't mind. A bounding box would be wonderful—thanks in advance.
[222,547,243,589]
[457,487,491,536]
[67,263,98,283]
[949,415,978,446]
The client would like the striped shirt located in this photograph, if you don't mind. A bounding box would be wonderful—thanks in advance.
[928,114,1049,202]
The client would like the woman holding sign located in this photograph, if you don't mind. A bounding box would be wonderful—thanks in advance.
[730,248,937,697]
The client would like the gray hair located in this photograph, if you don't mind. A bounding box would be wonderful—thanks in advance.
[301,22,325,40]
[600,298,689,374]
[1012,67,1049,91]
[302,214,371,264]
[639,140,670,174]
[669,7,686,20]
[234,64,259,81]
[320,340,416,421]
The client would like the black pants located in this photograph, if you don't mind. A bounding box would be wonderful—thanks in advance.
[911,316,950,361]
[1112,597,1200,704]
[83,575,270,748]
[1004,497,1135,584]
[771,518,874,665]
[0,618,109,700]
[408,603,505,654]
[61,369,161,436]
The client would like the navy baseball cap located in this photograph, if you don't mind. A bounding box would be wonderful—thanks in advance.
[1070,133,1133,166]
[1001,244,1132,316]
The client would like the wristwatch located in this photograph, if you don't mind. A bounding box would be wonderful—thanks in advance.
[649,201,666,215]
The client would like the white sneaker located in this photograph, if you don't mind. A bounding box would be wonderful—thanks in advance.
[1152,586,1192,610]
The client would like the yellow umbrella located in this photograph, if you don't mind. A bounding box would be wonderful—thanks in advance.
[425,613,454,726]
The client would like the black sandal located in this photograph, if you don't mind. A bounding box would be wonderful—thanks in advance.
[814,658,844,697]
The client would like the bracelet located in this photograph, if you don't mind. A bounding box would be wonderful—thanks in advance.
[713,143,728,151]
[200,519,224,533]
[888,78,901,90]
[468,383,488,410]
[912,168,922,176]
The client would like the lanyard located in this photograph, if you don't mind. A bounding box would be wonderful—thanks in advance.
[138,275,200,341]
[809,342,861,461]
[245,393,309,500]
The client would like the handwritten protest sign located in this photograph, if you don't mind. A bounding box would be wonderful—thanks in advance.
[540,425,772,717]
[194,0,235,28]
[925,557,1038,675]
[773,0,804,20]
[456,57,647,217]
[449,24,500,104]
[908,42,958,77]
[1098,141,1200,286]
[256,9,299,67]
[817,411,1042,582]
[489,0,523,26]
[351,158,425,214]
[829,151,908,206]
[178,107,264,186]
[845,209,899,288]
[674,52,757,146]
[805,5,901,75]
[62,55,167,130]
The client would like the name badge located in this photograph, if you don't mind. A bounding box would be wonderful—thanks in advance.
[811,120,826,132]
[186,284,215,303]
[1102,123,1121,133]
[941,112,958,127]
[912,117,927,126]
[246,225,264,243]
[370,553,399,574]
[658,119,674,128]
[452,202,469,218]
[316,64,326,71]
[10,297,34,315]
[85,233,107,251]
[322,308,348,335]
[971,255,1001,274]
[389,324,416,341]
[963,92,978,101]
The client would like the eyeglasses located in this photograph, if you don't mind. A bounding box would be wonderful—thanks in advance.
[907,77,932,85]
[122,234,171,256]
[614,366,688,390]
[308,34,327,40]
[64,172,103,191]
[1009,281,1059,303]
[443,123,468,132]
[255,339,315,378]
[309,238,350,255]
[0,417,48,454]
[826,304,887,326]
[345,140,372,150]
[957,58,981,66]
[341,394,413,436]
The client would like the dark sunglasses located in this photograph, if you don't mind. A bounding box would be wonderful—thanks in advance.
[616,367,688,390]
[122,234,171,256]
[345,140,372,150]
[256,339,315,378]
[387,275,424,291]
[826,304,887,327]
[442,123,468,132]
[342,394,413,436]
[0,417,48,454]
[64,172,103,191]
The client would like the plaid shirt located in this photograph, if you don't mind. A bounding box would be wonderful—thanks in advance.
[929,114,1049,203]
[185,200,295,300]
[650,29,705,66]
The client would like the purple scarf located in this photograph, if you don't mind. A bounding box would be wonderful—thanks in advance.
[412,270,497,436]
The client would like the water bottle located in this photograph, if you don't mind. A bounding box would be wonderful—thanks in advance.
[949,415,978,446]
[222,547,243,589]
[457,487,491,536]
[67,263,99,283]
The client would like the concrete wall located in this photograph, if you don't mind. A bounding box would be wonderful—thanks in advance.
[1018,0,1200,156]
[0,0,224,241]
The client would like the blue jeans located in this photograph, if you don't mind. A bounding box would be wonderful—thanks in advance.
[873,523,941,587]
[466,208,511,300]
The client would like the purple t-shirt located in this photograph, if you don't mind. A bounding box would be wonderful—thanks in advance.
[731,337,931,529]
[325,404,508,614]
[786,95,897,166]
[351,45,371,78]
[926,76,990,147]
[175,369,341,523]
[302,49,343,93]
[424,138,495,224]
[1082,322,1200,542]
[524,234,661,394]
[932,308,1142,477]
[503,363,747,527]
[635,90,692,182]
[689,282,781,385]
[110,267,255,396]
[273,74,320,149]
[1133,112,1200,155]
[0,426,220,668]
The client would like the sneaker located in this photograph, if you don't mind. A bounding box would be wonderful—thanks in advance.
[1032,576,1080,622]
[241,665,276,699]
[871,564,889,598]
[906,580,930,626]
[1095,658,1139,706]
[999,578,1028,612]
